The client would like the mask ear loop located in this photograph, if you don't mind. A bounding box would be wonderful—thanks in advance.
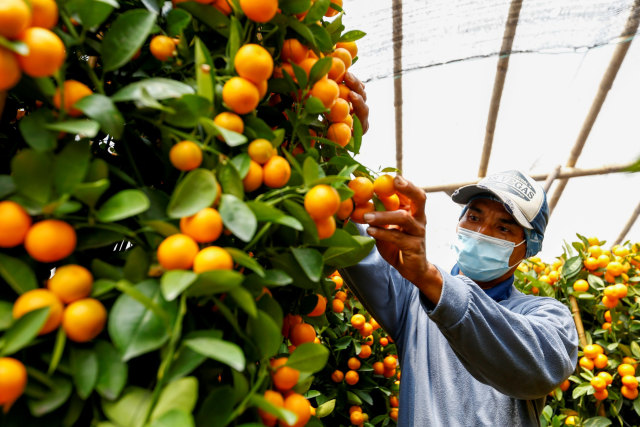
[507,239,527,269]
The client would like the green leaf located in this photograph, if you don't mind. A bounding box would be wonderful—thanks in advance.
[178,2,230,37]
[352,114,363,154]
[244,115,276,141]
[68,0,115,30]
[187,270,244,297]
[194,37,214,102]
[122,247,148,285]
[200,117,248,147]
[304,96,327,115]
[149,410,195,427]
[166,8,191,36]
[218,161,245,199]
[96,189,150,222]
[283,199,318,244]
[583,417,612,427]
[219,194,258,242]
[572,383,591,399]
[279,0,311,14]
[70,346,99,399]
[308,24,333,52]
[270,253,316,289]
[102,9,156,72]
[11,149,53,204]
[150,377,198,421]
[562,256,582,280]
[309,57,332,85]
[286,16,317,51]
[225,247,265,276]
[226,16,242,66]
[291,247,323,282]
[0,253,38,294]
[196,386,235,426]
[303,0,329,22]
[346,391,362,405]
[247,309,281,358]
[161,270,198,301]
[229,286,257,317]
[286,342,329,373]
[108,280,177,361]
[19,108,57,152]
[28,376,73,416]
[246,201,303,231]
[184,337,245,371]
[0,301,12,331]
[74,179,110,208]
[248,394,297,426]
[95,340,128,400]
[102,387,152,427]
[315,398,335,418]
[167,169,218,218]
[53,140,91,196]
[75,94,125,138]
[165,95,212,129]
[45,119,101,138]
[302,156,322,186]
[231,153,251,178]
[0,307,49,356]
[339,30,366,42]
[0,175,16,198]
[112,78,195,102]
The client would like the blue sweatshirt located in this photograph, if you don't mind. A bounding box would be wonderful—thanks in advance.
[342,241,578,426]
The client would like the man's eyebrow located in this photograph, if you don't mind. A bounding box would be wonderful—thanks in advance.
[468,206,482,213]
[499,217,519,226]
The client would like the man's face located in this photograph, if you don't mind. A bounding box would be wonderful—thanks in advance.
[457,198,527,286]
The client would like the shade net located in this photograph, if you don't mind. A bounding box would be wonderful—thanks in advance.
[343,0,639,82]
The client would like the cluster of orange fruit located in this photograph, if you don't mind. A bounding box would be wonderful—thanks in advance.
[0,0,64,90]
[0,202,107,339]
[14,264,107,342]
[259,353,316,427]
[275,37,358,149]
[576,344,639,401]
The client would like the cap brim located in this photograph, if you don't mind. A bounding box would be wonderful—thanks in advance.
[452,184,534,229]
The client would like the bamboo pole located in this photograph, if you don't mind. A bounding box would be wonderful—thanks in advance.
[421,163,636,194]
[548,0,640,214]
[569,296,587,348]
[0,91,7,120]
[614,200,640,245]
[392,0,403,172]
[478,0,523,178]
[543,165,562,193]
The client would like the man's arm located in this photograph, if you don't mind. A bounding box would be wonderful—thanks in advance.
[428,270,578,399]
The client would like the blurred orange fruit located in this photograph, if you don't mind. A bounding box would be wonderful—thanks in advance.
[0,200,31,248]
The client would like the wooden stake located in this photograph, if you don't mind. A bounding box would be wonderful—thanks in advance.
[0,91,7,120]
[478,0,523,178]
[614,200,640,245]
[420,163,636,194]
[392,0,404,173]
[569,295,587,348]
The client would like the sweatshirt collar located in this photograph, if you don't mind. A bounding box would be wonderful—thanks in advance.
[451,263,514,302]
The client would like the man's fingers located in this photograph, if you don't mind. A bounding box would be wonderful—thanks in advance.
[349,91,369,134]
[363,210,424,237]
[393,176,426,221]
[344,72,366,99]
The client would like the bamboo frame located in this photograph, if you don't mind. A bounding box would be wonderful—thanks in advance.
[421,163,636,194]
[478,0,523,178]
[614,200,640,245]
[392,0,404,172]
[543,165,562,193]
[548,0,640,213]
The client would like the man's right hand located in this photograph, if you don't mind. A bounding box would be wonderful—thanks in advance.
[363,176,443,304]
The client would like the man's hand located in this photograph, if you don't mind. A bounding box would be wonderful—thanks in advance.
[344,72,369,134]
[363,176,443,303]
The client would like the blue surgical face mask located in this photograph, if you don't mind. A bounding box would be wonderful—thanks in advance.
[453,227,526,282]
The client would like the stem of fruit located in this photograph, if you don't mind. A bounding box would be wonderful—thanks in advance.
[143,293,187,425]
[224,362,267,425]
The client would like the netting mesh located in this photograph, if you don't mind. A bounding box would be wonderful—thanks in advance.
[344,0,639,82]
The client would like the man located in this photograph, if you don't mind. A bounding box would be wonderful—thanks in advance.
[341,169,579,426]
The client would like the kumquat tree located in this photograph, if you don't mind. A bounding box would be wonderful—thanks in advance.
[516,237,640,427]
[0,0,408,425]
